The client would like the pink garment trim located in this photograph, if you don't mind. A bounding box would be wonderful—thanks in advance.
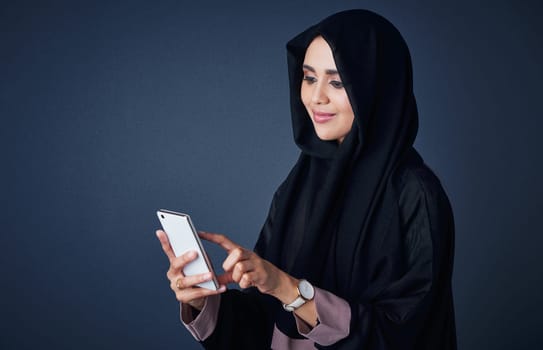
[293,287,351,346]
[179,287,351,347]
[180,294,221,341]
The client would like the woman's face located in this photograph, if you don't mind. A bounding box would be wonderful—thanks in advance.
[301,36,355,144]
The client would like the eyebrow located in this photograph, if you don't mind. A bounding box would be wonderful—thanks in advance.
[303,64,339,75]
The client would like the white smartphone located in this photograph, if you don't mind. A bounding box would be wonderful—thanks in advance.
[157,209,218,290]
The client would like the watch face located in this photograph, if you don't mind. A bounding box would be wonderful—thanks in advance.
[299,280,315,300]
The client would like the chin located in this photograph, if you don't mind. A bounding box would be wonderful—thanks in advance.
[315,132,338,142]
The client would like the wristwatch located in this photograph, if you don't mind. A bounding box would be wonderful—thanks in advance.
[283,279,315,312]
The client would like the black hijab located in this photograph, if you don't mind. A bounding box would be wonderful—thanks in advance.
[255,9,438,342]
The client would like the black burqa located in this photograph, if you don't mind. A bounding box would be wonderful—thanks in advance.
[202,9,456,350]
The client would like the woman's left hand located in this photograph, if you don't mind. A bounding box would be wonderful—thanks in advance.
[199,231,297,300]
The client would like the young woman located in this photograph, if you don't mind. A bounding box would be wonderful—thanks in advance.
[156,9,457,349]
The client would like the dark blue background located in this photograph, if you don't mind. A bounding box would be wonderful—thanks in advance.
[2,1,542,349]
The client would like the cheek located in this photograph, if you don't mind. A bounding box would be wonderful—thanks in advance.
[333,93,355,129]
[337,94,354,115]
[300,84,311,107]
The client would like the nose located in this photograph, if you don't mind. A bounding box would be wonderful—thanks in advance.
[311,81,329,105]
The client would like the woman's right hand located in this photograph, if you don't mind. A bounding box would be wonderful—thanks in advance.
[156,230,226,311]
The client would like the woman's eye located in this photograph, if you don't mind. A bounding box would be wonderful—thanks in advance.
[330,80,344,89]
[303,76,317,84]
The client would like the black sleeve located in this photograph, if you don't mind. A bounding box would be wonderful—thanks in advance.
[200,289,276,349]
[317,167,456,350]
[200,189,283,349]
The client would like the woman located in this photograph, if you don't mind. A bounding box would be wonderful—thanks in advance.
[156,9,456,349]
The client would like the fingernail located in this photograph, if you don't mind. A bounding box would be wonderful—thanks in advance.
[218,286,226,292]
[188,251,197,258]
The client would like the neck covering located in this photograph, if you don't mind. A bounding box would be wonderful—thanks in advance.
[255,9,422,338]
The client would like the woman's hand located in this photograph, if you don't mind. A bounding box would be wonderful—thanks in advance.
[156,230,226,311]
[199,231,299,303]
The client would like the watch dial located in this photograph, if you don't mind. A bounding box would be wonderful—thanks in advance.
[299,280,315,299]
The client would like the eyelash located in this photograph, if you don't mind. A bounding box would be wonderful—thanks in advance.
[302,76,344,89]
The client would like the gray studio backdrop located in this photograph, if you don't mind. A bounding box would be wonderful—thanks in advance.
[2,0,542,349]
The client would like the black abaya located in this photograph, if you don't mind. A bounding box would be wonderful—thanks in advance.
[202,9,456,349]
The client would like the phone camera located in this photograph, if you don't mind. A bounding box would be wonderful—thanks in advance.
[161,214,165,219]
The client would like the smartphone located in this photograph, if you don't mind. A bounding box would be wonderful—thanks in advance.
[157,209,218,290]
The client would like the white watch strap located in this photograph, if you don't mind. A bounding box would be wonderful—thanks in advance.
[284,296,306,311]
[286,296,306,310]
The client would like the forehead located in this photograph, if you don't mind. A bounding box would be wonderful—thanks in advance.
[303,36,337,69]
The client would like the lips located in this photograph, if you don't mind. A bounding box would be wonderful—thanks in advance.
[313,110,336,124]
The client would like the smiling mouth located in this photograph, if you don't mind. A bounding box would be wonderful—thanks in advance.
[313,111,335,124]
